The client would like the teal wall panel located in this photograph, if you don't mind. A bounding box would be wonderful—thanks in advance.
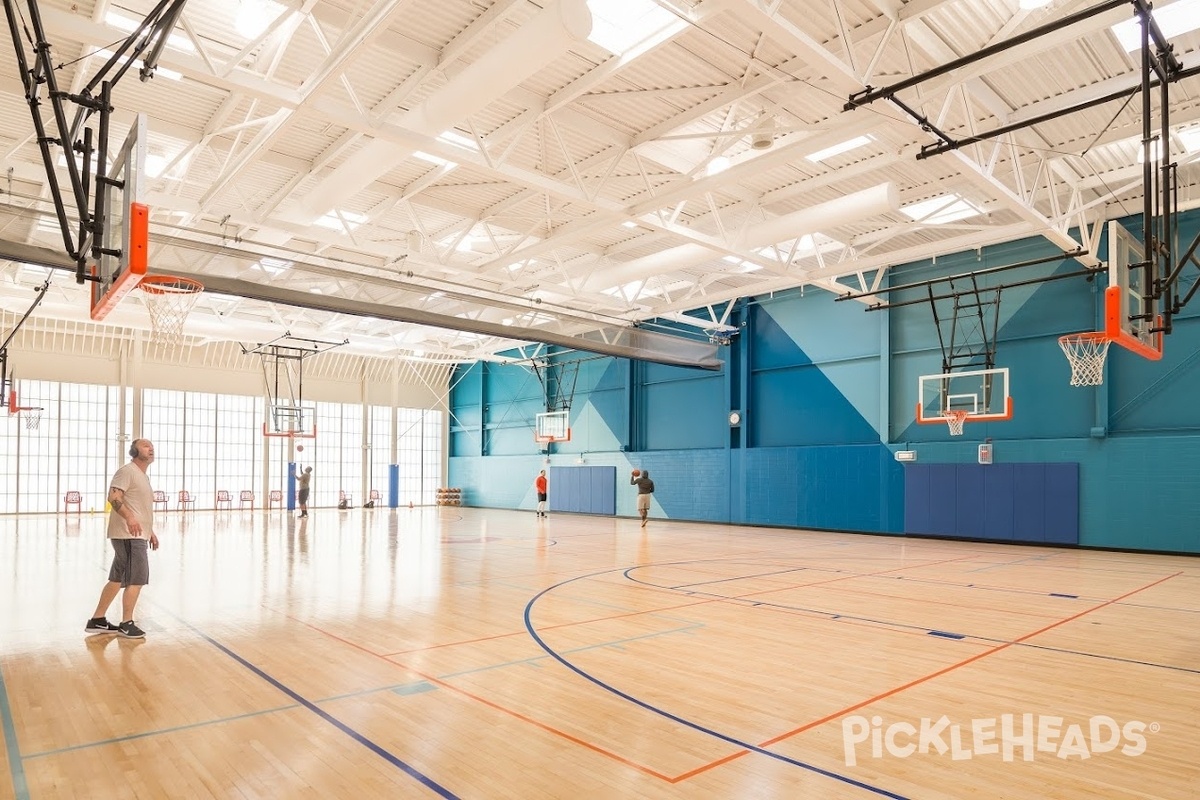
[447,207,1200,553]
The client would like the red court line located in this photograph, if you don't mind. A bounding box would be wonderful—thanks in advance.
[289,614,675,782]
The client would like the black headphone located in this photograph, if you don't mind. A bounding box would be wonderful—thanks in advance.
[129,440,140,458]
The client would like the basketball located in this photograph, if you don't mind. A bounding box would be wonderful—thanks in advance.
[632,469,640,477]
[296,444,304,452]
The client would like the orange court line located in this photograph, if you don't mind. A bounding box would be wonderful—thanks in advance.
[270,554,991,785]
[291,614,676,782]
[765,571,1183,742]
[671,570,1182,781]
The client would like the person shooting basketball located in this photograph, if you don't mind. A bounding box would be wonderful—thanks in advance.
[630,468,654,527]
[295,465,312,518]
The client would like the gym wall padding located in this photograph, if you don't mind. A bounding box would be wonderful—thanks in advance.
[548,466,616,515]
[903,463,1079,544]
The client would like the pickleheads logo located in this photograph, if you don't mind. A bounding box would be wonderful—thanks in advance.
[842,714,1157,766]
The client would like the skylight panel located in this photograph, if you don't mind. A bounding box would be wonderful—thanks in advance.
[1110,0,1200,52]
[89,47,181,80]
[901,195,984,225]
[413,151,457,168]
[1177,126,1200,152]
[315,210,367,232]
[236,0,286,40]
[438,130,478,151]
[806,135,874,163]
[251,257,293,277]
[586,0,679,55]
[105,13,195,52]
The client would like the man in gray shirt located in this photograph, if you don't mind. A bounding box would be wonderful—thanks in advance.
[86,438,158,638]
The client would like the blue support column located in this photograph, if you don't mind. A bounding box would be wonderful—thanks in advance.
[388,464,399,508]
[286,462,297,511]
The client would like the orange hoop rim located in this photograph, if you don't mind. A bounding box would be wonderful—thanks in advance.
[1058,331,1111,346]
[138,275,204,294]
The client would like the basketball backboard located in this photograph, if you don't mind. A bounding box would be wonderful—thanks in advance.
[90,114,149,321]
[917,367,1012,425]
[534,409,571,443]
[1104,221,1162,360]
[264,402,317,438]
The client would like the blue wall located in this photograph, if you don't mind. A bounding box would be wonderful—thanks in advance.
[449,209,1200,554]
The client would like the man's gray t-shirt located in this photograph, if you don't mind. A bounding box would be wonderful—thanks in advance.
[106,462,154,540]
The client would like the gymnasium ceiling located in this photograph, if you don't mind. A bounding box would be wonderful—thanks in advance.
[2,0,1200,367]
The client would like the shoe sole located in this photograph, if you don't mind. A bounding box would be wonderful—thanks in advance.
[119,631,146,639]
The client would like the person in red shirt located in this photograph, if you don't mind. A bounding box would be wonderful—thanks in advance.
[535,470,548,518]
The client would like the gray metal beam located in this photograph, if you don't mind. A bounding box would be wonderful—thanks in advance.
[0,239,723,370]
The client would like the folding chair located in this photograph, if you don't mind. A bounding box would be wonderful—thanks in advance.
[64,491,82,513]
[368,488,381,507]
[215,490,232,510]
[239,490,254,510]
[178,490,196,511]
[268,489,283,510]
[152,490,169,512]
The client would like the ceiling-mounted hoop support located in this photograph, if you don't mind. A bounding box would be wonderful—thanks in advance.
[241,332,347,436]
[2,0,188,285]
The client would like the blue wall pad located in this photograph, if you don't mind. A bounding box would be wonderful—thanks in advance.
[549,466,616,515]
[904,463,1079,544]
[388,464,399,508]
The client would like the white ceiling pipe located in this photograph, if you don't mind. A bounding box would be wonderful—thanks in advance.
[579,182,899,293]
[302,0,592,220]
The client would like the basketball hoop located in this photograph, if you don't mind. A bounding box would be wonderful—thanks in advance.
[1058,332,1111,387]
[944,409,968,436]
[22,408,41,430]
[139,275,203,346]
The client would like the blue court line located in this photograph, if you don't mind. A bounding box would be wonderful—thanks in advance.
[23,703,297,759]
[0,664,30,800]
[165,615,459,800]
[524,568,910,800]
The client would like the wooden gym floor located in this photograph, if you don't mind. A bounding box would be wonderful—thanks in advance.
[0,507,1196,799]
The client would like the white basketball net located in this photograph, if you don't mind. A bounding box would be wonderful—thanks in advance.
[1058,333,1110,387]
[23,409,40,430]
[140,277,203,346]
[944,409,968,436]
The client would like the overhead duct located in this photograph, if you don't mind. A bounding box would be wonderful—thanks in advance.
[301,0,592,220]
[580,182,899,293]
